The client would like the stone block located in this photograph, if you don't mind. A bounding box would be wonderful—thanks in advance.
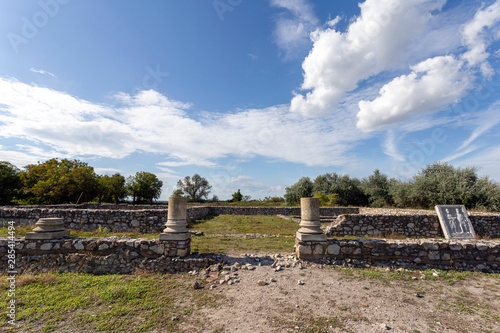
[428,251,440,260]
[40,243,53,250]
[295,232,327,242]
[98,243,110,251]
[327,244,340,255]
[449,243,463,251]
[159,233,190,241]
[25,230,70,240]
[313,244,324,255]
[150,244,165,255]
[422,242,439,251]
[177,248,189,257]
[297,245,312,255]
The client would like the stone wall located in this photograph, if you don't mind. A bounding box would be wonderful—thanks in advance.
[0,237,214,275]
[295,238,500,272]
[0,206,358,233]
[326,214,500,238]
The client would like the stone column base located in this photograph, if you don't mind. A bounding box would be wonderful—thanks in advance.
[25,230,70,240]
[159,233,190,241]
[159,233,191,257]
[296,231,327,242]
[295,235,328,260]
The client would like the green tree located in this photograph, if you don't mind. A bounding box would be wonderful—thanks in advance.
[284,177,313,206]
[361,169,393,207]
[97,173,127,204]
[0,161,21,205]
[232,189,243,202]
[313,192,338,206]
[127,172,163,205]
[312,173,368,206]
[176,174,211,202]
[172,188,184,197]
[471,176,500,212]
[20,158,98,204]
[411,162,478,208]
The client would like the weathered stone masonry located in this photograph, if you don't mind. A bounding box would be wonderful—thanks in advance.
[295,238,500,272]
[327,213,500,238]
[0,206,359,233]
[0,237,217,274]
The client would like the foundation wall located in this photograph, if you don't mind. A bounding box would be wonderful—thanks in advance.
[0,237,210,275]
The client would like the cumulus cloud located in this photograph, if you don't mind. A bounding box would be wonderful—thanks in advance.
[461,0,500,77]
[356,56,472,131]
[0,77,365,169]
[290,0,446,116]
[355,1,500,132]
[270,0,319,58]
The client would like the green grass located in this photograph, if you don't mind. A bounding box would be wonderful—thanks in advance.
[0,272,222,332]
[0,215,298,253]
[191,235,295,253]
[0,226,158,239]
[337,267,500,284]
[190,214,298,235]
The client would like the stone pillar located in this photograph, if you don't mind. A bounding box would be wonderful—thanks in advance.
[159,197,190,257]
[295,198,327,260]
[296,198,327,241]
[25,218,70,240]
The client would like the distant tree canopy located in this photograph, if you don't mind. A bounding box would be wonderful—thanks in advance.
[98,173,127,204]
[0,159,165,205]
[176,174,211,202]
[232,189,243,202]
[126,172,163,205]
[19,158,99,204]
[312,173,368,207]
[0,161,21,205]
[361,169,393,208]
[284,163,500,212]
[284,176,313,206]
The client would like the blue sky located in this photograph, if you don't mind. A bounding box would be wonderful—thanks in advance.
[1,0,500,201]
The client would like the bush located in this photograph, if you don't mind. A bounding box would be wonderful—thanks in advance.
[284,177,313,205]
[313,192,338,206]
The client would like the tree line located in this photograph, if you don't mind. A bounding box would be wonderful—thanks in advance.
[0,159,163,205]
[2,158,499,211]
[0,159,233,205]
[284,162,500,212]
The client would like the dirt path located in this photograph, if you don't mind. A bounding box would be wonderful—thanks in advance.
[188,252,500,333]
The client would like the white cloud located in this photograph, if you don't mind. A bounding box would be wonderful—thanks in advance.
[382,130,405,162]
[29,68,56,78]
[441,101,500,162]
[211,175,284,200]
[95,167,122,174]
[270,0,319,59]
[461,0,500,77]
[454,144,500,181]
[290,0,446,116]
[0,77,366,169]
[356,56,472,131]
[248,53,259,61]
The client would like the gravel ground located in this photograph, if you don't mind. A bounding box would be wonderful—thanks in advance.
[192,252,500,333]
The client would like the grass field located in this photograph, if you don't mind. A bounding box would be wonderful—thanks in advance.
[0,272,222,332]
[0,215,299,253]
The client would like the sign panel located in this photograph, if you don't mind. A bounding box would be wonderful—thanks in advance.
[435,205,476,239]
